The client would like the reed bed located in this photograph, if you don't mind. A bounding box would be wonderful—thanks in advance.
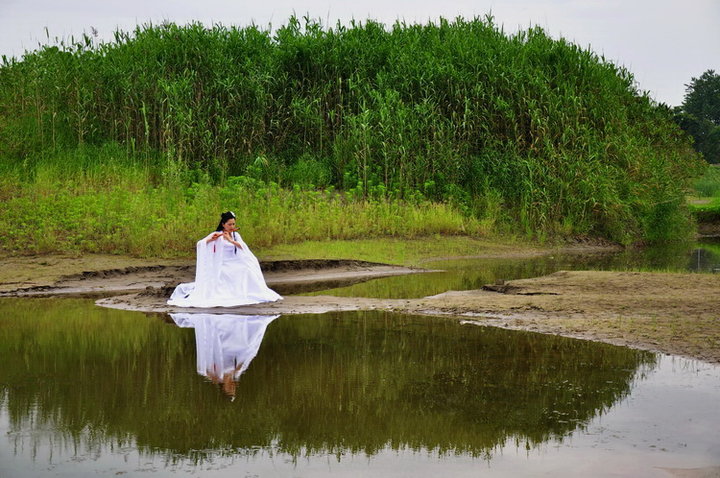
[0,146,486,256]
[0,16,703,253]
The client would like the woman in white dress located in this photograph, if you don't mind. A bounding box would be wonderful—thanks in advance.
[168,211,282,307]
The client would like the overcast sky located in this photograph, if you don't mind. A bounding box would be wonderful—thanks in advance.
[1,0,718,106]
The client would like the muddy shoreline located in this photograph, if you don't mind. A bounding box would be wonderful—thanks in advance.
[0,258,424,298]
[2,250,719,365]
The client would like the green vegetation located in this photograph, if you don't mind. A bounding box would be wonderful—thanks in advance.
[0,144,485,256]
[261,235,537,265]
[0,16,703,255]
[692,164,720,197]
[689,197,720,223]
[674,70,720,164]
[688,165,720,224]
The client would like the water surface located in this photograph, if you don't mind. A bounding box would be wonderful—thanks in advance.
[305,239,720,299]
[0,298,718,477]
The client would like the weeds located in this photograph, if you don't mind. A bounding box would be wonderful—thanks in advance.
[693,165,720,197]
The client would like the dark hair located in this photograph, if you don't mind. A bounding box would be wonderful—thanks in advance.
[215,211,236,231]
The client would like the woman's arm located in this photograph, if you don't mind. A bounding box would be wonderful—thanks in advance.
[222,231,243,249]
[206,232,223,243]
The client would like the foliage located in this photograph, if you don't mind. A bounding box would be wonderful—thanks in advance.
[0,16,703,244]
[683,70,720,125]
[0,147,487,257]
[675,70,720,164]
[692,164,720,197]
[688,165,720,224]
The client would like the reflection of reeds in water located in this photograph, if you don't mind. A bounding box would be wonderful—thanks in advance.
[0,300,656,463]
[260,311,657,457]
[303,244,720,299]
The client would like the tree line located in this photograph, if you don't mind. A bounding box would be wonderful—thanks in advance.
[674,69,720,164]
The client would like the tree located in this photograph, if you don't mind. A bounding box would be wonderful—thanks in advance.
[676,70,720,163]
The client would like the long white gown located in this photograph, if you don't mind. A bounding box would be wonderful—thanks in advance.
[170,313,279,381]
[168,231,282,307]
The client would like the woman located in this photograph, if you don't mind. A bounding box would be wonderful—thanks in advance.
[168,211,282,307]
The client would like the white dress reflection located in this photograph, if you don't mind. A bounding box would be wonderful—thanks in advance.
[171,313,279,399]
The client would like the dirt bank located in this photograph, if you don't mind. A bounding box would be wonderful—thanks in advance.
[0,257,425,298]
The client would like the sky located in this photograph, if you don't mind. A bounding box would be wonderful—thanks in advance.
[0,0,718,107]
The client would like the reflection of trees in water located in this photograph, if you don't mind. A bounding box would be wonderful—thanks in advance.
[0,301,655,463]
[262,313,655,457]
[687,243,720,272]
[600,241,720,273]
[303,257,586,299]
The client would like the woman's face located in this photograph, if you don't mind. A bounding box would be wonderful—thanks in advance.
[223,218,236,231]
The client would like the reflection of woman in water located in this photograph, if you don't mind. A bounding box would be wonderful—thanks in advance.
[168,211,282,307]
[171,313,279,399]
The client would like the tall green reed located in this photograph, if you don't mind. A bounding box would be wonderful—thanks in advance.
[0,16,703,244]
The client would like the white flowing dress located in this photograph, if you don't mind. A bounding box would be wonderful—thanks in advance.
[171,313,279,380]
[168,231,282,307]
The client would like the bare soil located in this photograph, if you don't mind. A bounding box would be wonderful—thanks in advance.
[2,250,719,365]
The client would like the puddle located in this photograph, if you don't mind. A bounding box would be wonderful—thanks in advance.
[1,298,718,477]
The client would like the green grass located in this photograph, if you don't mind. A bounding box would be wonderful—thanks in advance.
[692,165,720,197]
[259,235,539,266]
[0,154,490,257]
[688,165,720,223]
[688,196,720,223]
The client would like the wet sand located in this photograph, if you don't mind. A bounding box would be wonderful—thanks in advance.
[2,252,719,365]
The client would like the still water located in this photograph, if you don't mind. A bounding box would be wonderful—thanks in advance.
[305,239,720,299]
[0,298,718,477]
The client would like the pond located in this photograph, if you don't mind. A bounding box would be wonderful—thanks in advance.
[0,298,718,477]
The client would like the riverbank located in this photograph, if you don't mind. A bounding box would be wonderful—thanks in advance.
[1,237,718,365]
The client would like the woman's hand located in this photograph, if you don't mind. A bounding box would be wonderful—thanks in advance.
[222,231,243,249]
[206,232,223,243]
